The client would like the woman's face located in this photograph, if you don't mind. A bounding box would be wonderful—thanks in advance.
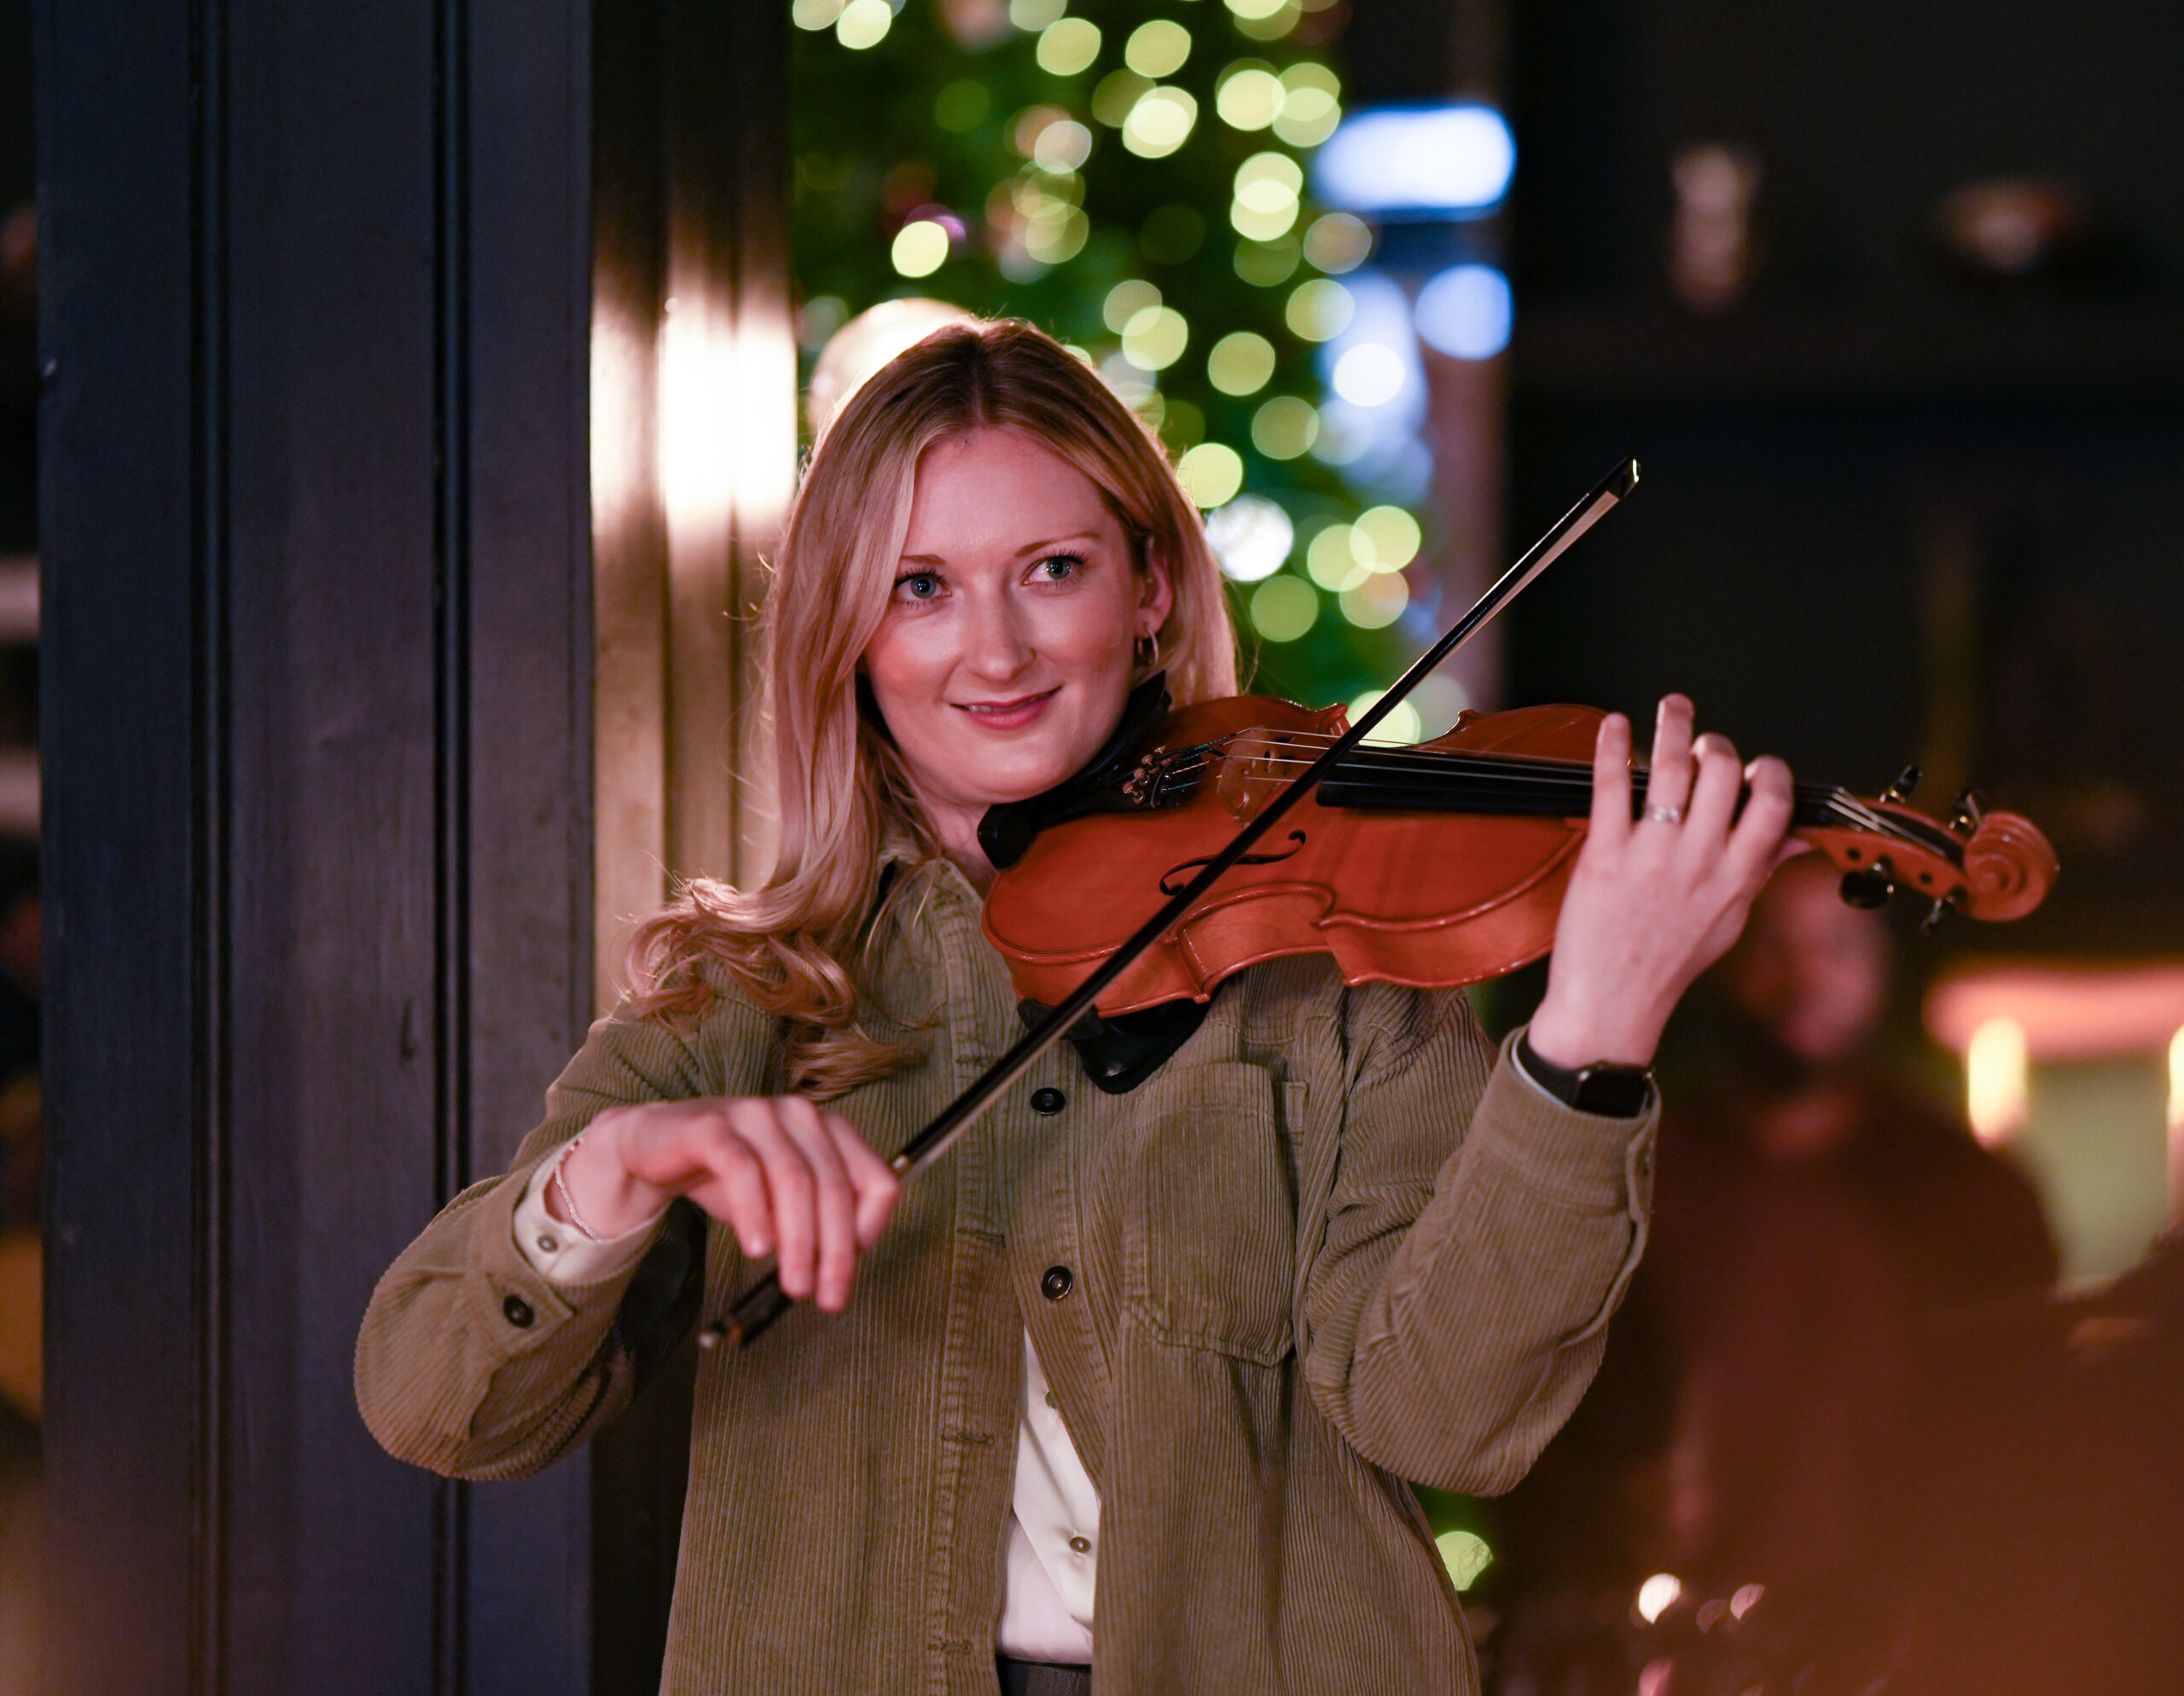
[862,427,1171,861]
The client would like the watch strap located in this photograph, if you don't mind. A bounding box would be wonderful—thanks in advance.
[1515,1031,1654,1118]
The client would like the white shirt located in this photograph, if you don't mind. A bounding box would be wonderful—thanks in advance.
[513,1143,1102,1660]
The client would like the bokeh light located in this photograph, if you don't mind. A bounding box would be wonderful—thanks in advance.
[1250,396,1318,459]
[836,0,892,50]
[1023,204,1089,264]
[1302,212,1372,275]
[1316,104,1515,213]
[1032,119,1093,173]
[1091,69,1152,127]
[1339,569,1408,629]
[1353,504,1422,568]
[891,219,951,278]
[1306,522,1368,590]
[1124,19,1193,79]
[1207,330,1277,396]
[1011,104,1070,157]
[1175,441,1244,508]
[1234,237,1301,288]
[1228,0,1301,42]
[1205,493,1294,582]
[1414,264,1513,359]
[1434,1529,1495,1592]
[1250,575,1319,642]
[1272,63,1342,147]
[1314,270,1432,497]
[1332,342,1406,407]
[1968,1016,2030,1145]
[1410,672,1470,738]
[1636,1573,1683,1625]
[1008,0,1066,30]
[1123,87,1199,159]
[1286,277,1355,340]
[1231,152,1304,242]
[1351,688,1425,746]
[792,0,845,32]
[1103,279,1162,333]
[1121,304,1188,370]
[1215,65,1285,131]
[1036,17,1101,77]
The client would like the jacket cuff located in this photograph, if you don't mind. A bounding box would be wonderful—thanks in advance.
[514,1143,667,1287]
[1469,1025,1658,1216]
[460,1150,649,1362]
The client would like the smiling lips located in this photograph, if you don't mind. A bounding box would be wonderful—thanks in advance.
[953,688,1060,731]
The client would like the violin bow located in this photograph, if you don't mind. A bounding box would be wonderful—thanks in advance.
[708,456,1641,1347]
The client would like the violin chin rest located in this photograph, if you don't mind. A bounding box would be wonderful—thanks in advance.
[1014,992,1215,1095]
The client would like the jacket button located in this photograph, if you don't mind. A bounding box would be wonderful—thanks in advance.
[502,1293,535,1327]
[1067,1535,1092,1554]
[1031,1086,1066,1116]
[1040,1265,1073,1301]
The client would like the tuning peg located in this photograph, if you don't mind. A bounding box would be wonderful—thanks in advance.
[1879,764,1921,804]
[1921,890,1966,936]
[1838,860,1896,909]
[1949,788,1985,833]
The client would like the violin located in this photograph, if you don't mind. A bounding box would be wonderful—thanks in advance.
[709,458,2055,1346]
[983,694,2059,1017]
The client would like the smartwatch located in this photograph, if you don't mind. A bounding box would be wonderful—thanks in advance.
[1515,1032,1654,1118]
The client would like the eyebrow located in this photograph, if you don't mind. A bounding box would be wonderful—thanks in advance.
[898,530,1103,566]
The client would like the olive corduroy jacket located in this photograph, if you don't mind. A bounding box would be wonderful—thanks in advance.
[355,861,1658,1696]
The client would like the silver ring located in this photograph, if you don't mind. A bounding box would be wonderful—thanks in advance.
[1646,804,1684,826]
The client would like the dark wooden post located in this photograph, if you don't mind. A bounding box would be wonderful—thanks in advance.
[38,0,595,1689]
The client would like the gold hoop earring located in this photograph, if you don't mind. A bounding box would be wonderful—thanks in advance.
[1135,629,1162,672]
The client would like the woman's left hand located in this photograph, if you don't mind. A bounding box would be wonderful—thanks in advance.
[1526,694,1802,1070]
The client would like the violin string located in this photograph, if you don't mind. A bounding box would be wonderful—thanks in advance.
[1168,729,1913,830]
[1165,731,1908,828]
[1144,735,1937,851]
[1158,726,1914,834]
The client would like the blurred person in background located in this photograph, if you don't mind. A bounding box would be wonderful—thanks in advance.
[1485,852,2056,1696]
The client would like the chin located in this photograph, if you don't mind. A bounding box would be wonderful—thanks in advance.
[975,755,1077,805]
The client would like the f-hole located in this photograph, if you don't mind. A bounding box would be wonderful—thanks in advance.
[1159,829,1310,896]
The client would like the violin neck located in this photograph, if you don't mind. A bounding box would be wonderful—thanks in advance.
[1316,752,1849,834]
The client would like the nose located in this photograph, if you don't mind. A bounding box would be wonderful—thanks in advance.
[958,583,1035,682]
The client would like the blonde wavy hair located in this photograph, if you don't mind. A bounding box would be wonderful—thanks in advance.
[626,318,1240,1097]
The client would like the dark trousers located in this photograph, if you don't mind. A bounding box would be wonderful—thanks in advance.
[995,1655,1091,1696]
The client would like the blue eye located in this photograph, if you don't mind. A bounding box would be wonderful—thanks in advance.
[1036,553,1086,581]
[897,572,942,601]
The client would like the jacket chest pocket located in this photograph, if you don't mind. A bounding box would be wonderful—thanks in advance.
[1123,1061,1298,1366]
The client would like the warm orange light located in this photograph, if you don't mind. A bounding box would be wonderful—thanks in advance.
[1966,1016,2030,1147]
[1927,962,2184,1062]
[660,295,739,537]
[590,299,648,543]
[1635,1572,1682,1624]
[2168,1027,2184,1222]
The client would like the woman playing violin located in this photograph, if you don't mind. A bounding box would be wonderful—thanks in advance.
[356,320,1798,1696]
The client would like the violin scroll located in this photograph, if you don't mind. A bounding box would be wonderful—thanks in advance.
[1955,809,2059,922]
[1802,804,2057,926]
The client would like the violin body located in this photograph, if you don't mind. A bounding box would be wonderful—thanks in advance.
[983,694,2059,1017]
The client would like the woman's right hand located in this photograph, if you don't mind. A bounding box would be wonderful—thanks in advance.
[548,1097,903,1311]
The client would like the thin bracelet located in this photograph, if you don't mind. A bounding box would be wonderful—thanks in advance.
[550,1136,608,1245]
